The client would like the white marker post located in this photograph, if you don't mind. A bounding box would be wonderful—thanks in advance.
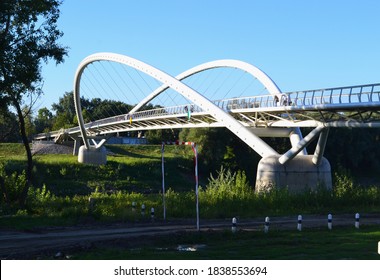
[132,201,136,212]
[161,143,166,221]
[151,207,155,220]
[191,143,200,232]
[88,197,94,214]
[328,214,332,230]
[264,216,270,233]
[232,217,237,233]
[355,213,360,229]
[141,203,146,216]
[161,141,199,230]
[297,215,302,231]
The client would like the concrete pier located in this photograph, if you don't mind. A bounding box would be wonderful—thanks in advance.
[78,145,107,165]
[255,155,332,192]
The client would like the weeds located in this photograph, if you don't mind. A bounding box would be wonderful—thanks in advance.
[1,144,380,229]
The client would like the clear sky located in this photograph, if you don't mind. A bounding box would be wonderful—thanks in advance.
[39,0,380,111]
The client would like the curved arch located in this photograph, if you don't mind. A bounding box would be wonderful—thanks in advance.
[73,52,278,157]
[129,59,281,114]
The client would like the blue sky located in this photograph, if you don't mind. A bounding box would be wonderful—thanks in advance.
[39,0,380,111]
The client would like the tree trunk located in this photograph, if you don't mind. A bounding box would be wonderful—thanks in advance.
[0,175,9,205]
[12,99,33,207]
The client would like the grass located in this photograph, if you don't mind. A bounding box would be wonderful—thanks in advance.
[71,226,380,260]
[0,143,26,158]
[1,143,380,260]
[1,143,380,228]
[0,144,197,197]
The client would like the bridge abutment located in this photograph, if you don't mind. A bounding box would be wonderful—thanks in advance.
[255,155,332,192]
[78,145,107,165]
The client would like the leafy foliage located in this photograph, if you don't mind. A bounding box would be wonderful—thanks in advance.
[1,144,380,228]
[324,128,380,174]
[0,106,19,142]
[34,107,53,133]
[0,0,68,206]
[0,0,68,100]
[205,166,251,200]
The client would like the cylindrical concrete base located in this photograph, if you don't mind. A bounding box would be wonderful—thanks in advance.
[78,145,107,165]
[255,155,332,193]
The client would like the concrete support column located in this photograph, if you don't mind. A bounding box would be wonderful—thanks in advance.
[289,127,307,155]
[73,138,81,156]
[255,155,332,193]
[78,145,107,165]
[313,128,330,165]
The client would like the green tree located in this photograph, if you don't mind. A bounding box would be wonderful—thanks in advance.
[34,107,53,133]
[22,105,35,139]
[179,127,263,185]
[51,91,77,126]
[0,105,19,142]
[90,99,132,120]
[325,127,380,175]
[180,127,230,170]
[51,92,135,129]
[145,129,179,144]
[0,0,68,206]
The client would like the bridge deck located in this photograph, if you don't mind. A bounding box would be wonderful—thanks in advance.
[34,83,380,141]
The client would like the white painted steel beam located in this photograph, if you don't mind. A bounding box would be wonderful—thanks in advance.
[74,53,279,157]
[313,128,329,165]
[248,127,294,137]
[290,127,308,155]
[279,126,325,165]
[129,59,282,114]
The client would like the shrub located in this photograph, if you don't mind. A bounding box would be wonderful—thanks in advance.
[333,168,355,197]
[0,162,27,206]
[204,166,251,200]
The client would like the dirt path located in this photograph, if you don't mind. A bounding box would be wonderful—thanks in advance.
[1,213,379,259]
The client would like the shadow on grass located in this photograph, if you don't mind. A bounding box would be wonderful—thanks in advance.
[107,145,160,160]
[71,226,380,260]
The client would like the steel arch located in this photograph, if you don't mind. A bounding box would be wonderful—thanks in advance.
[130,59,282,114]
[73,52,278,157]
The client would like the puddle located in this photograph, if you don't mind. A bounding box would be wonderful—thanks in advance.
[176,244,207,252]
[155,247,169,251]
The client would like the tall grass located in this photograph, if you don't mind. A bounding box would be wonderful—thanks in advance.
[1,144,380,229]
[1,166,377,229]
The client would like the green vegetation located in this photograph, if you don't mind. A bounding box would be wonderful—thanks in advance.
[72,226,380,260]
[1,0,68,207]
[1,143,380,260]
[1,143,380,231]
[0,143,26,158]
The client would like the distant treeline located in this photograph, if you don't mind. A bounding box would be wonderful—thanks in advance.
[177,126,380,184]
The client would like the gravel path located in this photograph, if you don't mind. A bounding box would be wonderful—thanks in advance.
[32,142,73,155]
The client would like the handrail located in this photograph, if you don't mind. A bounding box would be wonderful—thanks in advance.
[34,83,380,140]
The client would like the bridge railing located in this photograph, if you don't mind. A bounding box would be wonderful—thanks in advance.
[213,95,275,110]
[34,83,380,140]
[212,84,380,109]
[288,83,380,107]
[88,83,380,128]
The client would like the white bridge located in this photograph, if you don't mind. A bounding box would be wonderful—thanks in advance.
[34,53,380,191]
